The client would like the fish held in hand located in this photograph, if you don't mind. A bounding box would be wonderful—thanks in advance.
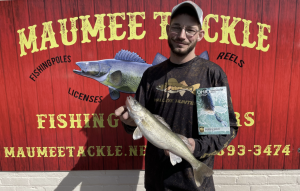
[125,96,214,187]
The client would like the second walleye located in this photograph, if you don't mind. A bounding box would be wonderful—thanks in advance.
[156,78,200,98]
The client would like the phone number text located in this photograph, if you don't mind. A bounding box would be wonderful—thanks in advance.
[217,145,290,156]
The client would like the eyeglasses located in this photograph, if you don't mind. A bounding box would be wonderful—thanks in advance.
[169,25,200,37]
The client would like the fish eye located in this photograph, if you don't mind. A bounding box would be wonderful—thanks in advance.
[134,101,137,105]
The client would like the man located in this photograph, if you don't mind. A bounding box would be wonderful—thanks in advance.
[115,1,238,190]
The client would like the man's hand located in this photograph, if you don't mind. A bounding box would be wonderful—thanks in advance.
[164,138,196,156]
[115,105,136,127]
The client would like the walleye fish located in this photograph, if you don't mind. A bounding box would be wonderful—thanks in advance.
[73,50,209,100]
[126,96,214,187]
[73,50,167,100]
[156,78,200,98]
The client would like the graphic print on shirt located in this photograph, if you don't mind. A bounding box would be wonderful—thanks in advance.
[156,78,200,98]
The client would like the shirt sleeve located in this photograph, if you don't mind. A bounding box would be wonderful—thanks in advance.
[122,68,149,134]
[193,71,239,159]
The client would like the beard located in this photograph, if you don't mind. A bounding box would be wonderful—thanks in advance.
[168,37,197,57]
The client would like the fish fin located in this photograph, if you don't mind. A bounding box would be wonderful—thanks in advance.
[167,93,170,98]
[152,53,167,66]
[169,151,182,166]
[133,127,143,140]
[109,88,120,100]
[198,51,209,60]
[109,70,122,86]
[114,49,145,63]
[168,78,178,85]
[176,134,193,152]
[193,162,214,187]
[179,91,185,96]
[192,83,200,90]
[179,81,188,86]
[154,115,171,130]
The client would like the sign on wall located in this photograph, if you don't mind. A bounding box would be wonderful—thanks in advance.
[0,0,299,171]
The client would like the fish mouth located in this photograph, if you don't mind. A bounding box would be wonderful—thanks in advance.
[73,61,101,76]
[126,96,134,111]
[126,96,141,113]
[73,69,84,75]
[73,61,110,82]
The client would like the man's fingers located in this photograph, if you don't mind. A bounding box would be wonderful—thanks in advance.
[115,105,132,122]
[115,106,127,116]
[121,111,130,120]
[115,105,136,126]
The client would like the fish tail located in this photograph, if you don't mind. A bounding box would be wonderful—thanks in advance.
[193,162,213,187]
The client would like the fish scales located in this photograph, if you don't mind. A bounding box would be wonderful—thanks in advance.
[140,111,194,164]
[102,60,149,93]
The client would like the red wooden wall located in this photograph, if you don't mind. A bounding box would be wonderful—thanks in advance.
[0,0,299,170]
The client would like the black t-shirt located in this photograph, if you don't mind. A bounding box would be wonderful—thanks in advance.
[124,56,238,191]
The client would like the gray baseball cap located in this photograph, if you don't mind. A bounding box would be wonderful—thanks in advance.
[171,1,203,28]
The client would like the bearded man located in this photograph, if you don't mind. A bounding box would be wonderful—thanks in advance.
[115,1,238,190]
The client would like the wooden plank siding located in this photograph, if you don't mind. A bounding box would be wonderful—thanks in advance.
[0,0,299,170]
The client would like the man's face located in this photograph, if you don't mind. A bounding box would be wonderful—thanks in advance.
[167,14,204,56]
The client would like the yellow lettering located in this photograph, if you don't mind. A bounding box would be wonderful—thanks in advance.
[129,146,138,156]
[37,147,48,157]
[139,145,146,156]
[26,147,35,157]
[256,22,271,52]
[49,114,56,128]
[92,113,104,128]
[127,12,146,40]
[57,114,67,128]
[87,146,95,157]
[66,146,75,157]
[115,146,122,156]
[107,13,126,41]
[96,146,106,156]
[77,146,86,157]
[244,112,255,126]
[57,147,65,157]
[49,147,57,157]
[79,14,107,43]
[220,16,241,45]
[4,147,15,157]
[84,113,90,128]
[37,114,47,129]
[69,114,82,128]
[107,113,119,128]
[40,21,59,51]
[107,146,114,156]
[203,14,219,42]
[57,17,79,46]
[17,25,39,57]
[153,12,171,39]
[17,147,26,158]
[241,19,256,48]
[234,112,242,127]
